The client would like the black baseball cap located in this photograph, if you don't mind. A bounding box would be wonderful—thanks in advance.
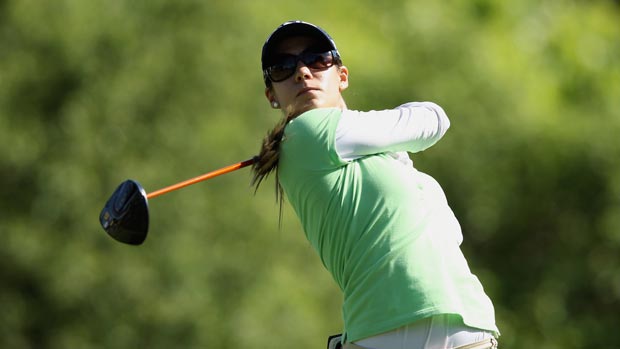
[261,20,340,71]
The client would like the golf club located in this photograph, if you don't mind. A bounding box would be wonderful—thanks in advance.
[99,157,256,245]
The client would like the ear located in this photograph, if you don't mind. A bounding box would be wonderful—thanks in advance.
[265,87,280,109]
[265,87,276,104]
[338,65,349,91]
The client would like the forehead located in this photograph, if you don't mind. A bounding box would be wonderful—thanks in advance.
[274,36,322,55]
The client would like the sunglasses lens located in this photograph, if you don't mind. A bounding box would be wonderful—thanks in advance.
[266,51,337,83]
[268,66,294,82]
[302,52,334,69]
[268,56,296,82]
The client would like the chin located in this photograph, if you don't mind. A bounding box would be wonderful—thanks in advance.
[291,102,321,116]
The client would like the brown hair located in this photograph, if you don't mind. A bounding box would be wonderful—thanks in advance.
[250,113,294,223]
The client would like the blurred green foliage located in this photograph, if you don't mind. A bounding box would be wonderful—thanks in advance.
[1,0,619,348]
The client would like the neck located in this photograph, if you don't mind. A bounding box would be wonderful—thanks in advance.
[284,99,348,119]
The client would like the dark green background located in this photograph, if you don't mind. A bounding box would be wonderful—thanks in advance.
[1,0,619,348]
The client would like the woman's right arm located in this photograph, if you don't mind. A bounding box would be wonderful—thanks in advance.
[335,102,451,161]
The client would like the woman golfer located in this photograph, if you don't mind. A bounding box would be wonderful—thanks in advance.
[252,21,500,349]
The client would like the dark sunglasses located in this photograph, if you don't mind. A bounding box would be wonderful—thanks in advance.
[265,50,341,83]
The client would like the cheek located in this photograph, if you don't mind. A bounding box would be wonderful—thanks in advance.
[324,72,343,96]
[273,85,294,104]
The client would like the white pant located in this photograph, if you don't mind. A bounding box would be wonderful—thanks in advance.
[351,314,495,349]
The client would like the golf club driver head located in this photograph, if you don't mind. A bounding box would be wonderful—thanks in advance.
[99,179,149,245]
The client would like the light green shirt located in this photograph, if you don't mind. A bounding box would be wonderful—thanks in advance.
[279,107,498,342]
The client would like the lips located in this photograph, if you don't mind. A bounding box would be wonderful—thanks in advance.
[296,87,319,96]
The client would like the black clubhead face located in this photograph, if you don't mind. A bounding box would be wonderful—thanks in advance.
[99,180,149,245]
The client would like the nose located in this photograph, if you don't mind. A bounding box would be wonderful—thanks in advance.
[294,61,312,82]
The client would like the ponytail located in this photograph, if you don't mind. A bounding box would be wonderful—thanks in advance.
[251,114,293,224]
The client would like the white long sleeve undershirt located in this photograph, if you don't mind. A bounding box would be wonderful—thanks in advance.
[334,102,451,163]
